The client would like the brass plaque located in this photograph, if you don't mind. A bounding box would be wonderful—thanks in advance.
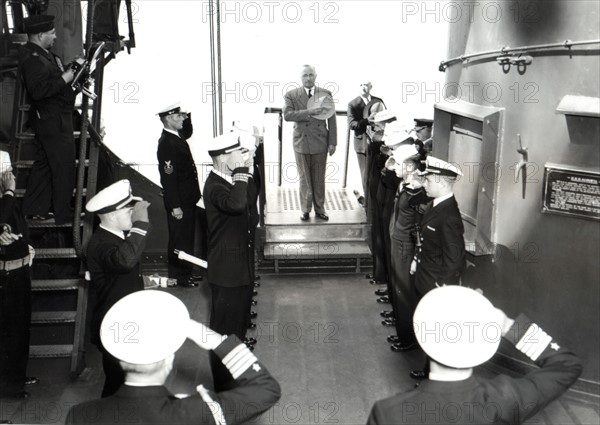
[542,164,600,221]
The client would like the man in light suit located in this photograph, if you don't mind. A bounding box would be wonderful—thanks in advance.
[347,81,384,204]
[284,65,337,221]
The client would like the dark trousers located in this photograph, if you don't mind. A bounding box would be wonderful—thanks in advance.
[99,345,124,398]
[23,110,75,224]
[209,284,253,391]
[294,151,328,214]
[165,203,198,280]
[0,266,31,396]
[390,239,417,343]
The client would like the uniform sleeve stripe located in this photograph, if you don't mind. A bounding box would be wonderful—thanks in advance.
[222,344,247,366]
[530,333,553,361]
[229,356,258,379]
[516,324,552,361]
[129,228,147,237]
[226,351,259,378]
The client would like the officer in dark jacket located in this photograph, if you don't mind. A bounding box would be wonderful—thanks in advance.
[65,291,281,425]
[0,150,37,399]
[368,286,582,424]
[204,130,259,391]
[19,15,77,225]
[157,103,201,287]
[347,81,384,202]
[85,180,151,397]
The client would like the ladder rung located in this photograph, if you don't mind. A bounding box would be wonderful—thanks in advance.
[31,311,77,324]
[16,131,91,140]
[32,279,81,291]
[34,248,78,259]
[16,159,89,168]
[30,344,73,358]
[15,188,87,198]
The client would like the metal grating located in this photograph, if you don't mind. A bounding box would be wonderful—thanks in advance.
[276,188,354,212]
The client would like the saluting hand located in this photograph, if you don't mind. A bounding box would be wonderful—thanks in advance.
[131,200,150,223]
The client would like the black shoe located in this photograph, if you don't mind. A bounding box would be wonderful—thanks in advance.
[376,296,390,304]
[0,420,14,423]
[247,322,257,329]
[381,318,396,326]
[28,213,54,221]
[254,282,261,287]
[251,299,257,306]
[243,337,257,345]
[365,273,374,279]
[410,370,428,380]
[387,335,401,344]
[315,212,329,221]
[391,342,417,352]
[255,275,261,281]
[246,344,255,351]
[300,212,309,221]
[253,289,258,296]
[250,311,258,319]
[375,289,388,296]
[25,376,39,385]
[177,277,199,288]
[370,279,386,285]
[380,310,394,319]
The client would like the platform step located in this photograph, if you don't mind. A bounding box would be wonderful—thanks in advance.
[264,241,371,260]
[32,279,81,291]
[265,223,369,243]
[31,311,77,324]
[30,344,73,358]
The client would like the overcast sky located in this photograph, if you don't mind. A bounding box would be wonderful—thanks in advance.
[100,1,450,185]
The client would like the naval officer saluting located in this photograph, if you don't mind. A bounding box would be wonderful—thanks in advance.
[85,180,151,397]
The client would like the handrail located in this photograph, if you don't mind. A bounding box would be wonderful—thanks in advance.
[439,39,600,71]
[73,0,96,258]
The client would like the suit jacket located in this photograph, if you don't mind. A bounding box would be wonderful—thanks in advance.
[367,314,582,424]
[415,196,465,295]
[157,117,201,210]
[204,169,255,287]
[283,86,337,154]
[86,221,150,344]
[65,336,281,425]
[347,95,383,154]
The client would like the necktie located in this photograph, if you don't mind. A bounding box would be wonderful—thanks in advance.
[308,89,312,98]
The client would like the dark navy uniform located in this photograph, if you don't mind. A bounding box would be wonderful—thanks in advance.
[389,183,429,344]
[0,192,32,397]
[414,195,465,296]
[204,166,255,390]
[157,115,201,282]
[368,313,583,424]
[19,42,76,224]
[86,220,150,397]
[65,335,281,425]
